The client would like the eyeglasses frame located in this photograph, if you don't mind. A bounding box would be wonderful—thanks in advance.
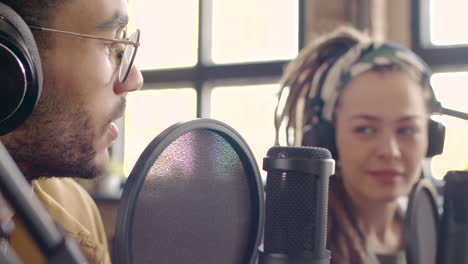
[28,25,140,83]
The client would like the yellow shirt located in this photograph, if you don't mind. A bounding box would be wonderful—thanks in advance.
[10,177,111,264]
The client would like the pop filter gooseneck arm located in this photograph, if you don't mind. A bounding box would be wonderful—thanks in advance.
[439,107,468,120]
[433,101,468,120]
[0,141,87,263]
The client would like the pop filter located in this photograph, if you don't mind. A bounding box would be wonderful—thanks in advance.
[112,119,264,264]
[404,178,440,264]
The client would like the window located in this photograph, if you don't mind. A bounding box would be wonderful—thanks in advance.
[430,73,468,178]
[429,0,468,46]
[413,0,468,179]
[210,82,280,178]
[115,0,301,178]
[210,0,299,64]
[129,0,199,69]
[123,88,197,176]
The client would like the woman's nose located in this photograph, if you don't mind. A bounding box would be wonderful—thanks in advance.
[376,134,402,160]
[114,64,144,94]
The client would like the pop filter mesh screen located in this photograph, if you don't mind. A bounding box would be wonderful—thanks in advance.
[115,121,262,264]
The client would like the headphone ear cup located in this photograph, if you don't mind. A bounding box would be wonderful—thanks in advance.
[302,120,338,159]
[0,3,42,135]
[427,119,445,157]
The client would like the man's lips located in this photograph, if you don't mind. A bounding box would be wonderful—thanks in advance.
[104,100,126,143]
[108,122,119,141]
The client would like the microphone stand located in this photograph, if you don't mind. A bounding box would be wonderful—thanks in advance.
[0,192,21,264]
[0,141,87,264]
[0,238,21,264]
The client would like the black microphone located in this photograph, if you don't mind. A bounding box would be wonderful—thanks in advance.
[258,146,335,264]
[438,170,468,264]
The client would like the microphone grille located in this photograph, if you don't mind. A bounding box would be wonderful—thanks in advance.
[263,146,332,254]
[266,146,331,160]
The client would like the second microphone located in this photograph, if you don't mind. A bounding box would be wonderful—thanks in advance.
[258,146,335,264]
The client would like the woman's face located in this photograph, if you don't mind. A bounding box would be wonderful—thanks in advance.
[335,70,428,204]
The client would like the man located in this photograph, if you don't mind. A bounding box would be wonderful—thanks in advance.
[0,0,143,263]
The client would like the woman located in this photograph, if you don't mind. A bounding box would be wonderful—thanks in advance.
[274,26,442,264]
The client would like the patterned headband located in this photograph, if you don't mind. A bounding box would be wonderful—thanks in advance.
[312,42,432,122]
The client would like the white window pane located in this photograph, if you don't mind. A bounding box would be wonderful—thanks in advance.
[129,0,198,70]
[210,83,280,180]
[430,72,468,179]
[124,88,197,176]
[430,116,468,179]
[211,0,299,64]
[430,0,468,45]
[431,72,468,113]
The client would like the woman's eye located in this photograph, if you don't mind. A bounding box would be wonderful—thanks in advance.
[397,127,417,135]
[354,126,375,135]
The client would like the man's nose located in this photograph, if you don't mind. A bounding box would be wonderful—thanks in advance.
[114,64,144,94]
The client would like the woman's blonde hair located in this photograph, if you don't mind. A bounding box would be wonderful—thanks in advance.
[275,26,370,146]
[275,26,434,148]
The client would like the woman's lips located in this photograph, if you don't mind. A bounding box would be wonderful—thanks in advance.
[368,170,403,184]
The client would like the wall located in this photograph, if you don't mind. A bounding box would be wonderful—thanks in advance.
[303,0,412,47]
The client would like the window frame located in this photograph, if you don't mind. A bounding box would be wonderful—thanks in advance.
[412,0,468,71]
[139,0,305,118]
[412,0,468,181]
[112,0,305,171]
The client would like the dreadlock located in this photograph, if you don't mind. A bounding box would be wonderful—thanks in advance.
[274,26,371,146]
[274,26,374,264]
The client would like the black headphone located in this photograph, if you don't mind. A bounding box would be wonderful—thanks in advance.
[0,2,42,135]
[302,46,445,159]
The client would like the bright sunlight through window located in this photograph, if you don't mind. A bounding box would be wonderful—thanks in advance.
[210,0,298,64]
[430,0,468,45]
[124,88,197,176]
[430,72,468,179]
[210,83,280,180]
[128,0,199,69]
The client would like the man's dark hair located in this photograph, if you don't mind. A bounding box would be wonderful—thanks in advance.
[1,0,61,48]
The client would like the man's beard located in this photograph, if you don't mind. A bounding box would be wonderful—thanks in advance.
[1,91,104,181]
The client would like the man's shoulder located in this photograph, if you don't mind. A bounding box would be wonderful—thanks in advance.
[34,177,92,202]
[32,177,99,226]
[32,177,111,263]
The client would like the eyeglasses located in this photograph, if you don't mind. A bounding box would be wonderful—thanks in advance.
[28,25,140,83]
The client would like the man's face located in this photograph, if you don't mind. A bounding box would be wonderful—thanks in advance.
[2,0,143,180]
